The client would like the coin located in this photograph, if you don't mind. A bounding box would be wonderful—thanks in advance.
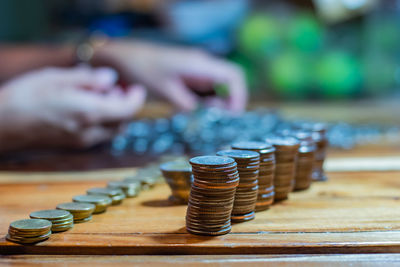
[30,209,74,232]
[72,194,112,214]
[56,202,95,223]
[107,180,141,198]
[190,155,235,167]
[231,143,276,211]
[87,187,126,205]
[186,155,239,236]
[7,219,52,244]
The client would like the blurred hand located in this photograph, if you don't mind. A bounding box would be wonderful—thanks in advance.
[0,67,146,151]
[94,41,247,112]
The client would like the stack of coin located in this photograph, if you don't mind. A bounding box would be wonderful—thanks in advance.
[87,187,126,205]
[216,150,259,222]
[297,122,328,181]
[107,180,141,198]
[291,131,316,190]
[160,160,193,204]
[231,141,276,211]
[72,194,112,214]
[186,156,239,236]
[265,135,300,201]
[6,219,52,244]
[56,202,95,223]
[124,166,162,190]
[30,209,73,232]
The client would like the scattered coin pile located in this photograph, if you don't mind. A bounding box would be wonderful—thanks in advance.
[6,163,163,245]
[29,209,74,233]
[160,160,193,204]
[56,202,95,223]
[216,150,260,222]
[6,219,52,244]
[186,156,239,236]
[264,135,300,201]
[231,141,276,211]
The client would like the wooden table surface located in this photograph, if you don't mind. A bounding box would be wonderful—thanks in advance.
[1,147,400,264]
[1,138,400,267]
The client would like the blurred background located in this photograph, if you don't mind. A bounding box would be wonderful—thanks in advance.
[1,0,400,171]
[1,0,400,100]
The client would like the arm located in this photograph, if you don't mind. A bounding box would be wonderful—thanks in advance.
[0,44,75,83]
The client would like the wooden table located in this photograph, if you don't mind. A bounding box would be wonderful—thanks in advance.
[1,146,400,266]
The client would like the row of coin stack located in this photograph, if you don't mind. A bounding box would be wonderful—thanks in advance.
[184,123,328,236]
[6,164,163,244]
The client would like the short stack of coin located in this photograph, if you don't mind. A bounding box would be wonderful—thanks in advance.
[87,187,126,205]
[56,202,95,223]
[265,135,300,201]
[231,141,276,211]
[160,160,193,204]
[73,194,112,214]
[297,122,328,182]
[6,219,52,244]
[124,167,162,191]
[216,150,259,222]
[186,156,239,236]
[30,209,73,232]
[107,180,141,198]
[291,131,316,190]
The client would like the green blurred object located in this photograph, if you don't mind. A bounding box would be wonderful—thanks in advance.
[314,51,362,98]
[287,12,323,53]
[229,54,256,90]
[268,50,311,98]
[214,83,230,98]
[238,14,281,58]
[363,56,396,95]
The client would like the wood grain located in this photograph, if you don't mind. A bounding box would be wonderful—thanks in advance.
[1,254,400,267]
[1,170,400,255]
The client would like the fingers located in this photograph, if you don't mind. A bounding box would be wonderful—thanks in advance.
[174,57,248,112]
[70,84,147,125]
[158,78,199,112]
[41,66,119,91]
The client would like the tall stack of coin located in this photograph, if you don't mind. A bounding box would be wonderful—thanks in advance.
[56,202,95,223]
[87,187,126,205]
[186,156,239,236]
[216,150,260,222]
[72,195,112,214]
[6,219,52,244]
[264,135,300,201]
[30,209,73,232]
[298,123,328,181]
[231,141,276,211]
[107,180,141,198]
[292,131,316,190]
[160,160,193,204]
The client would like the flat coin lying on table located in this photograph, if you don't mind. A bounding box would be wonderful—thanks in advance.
[30,209,73,232]
[87,187,125,205]
[7,219,52,244]
[56,202,95,223]
[72,195,112,214]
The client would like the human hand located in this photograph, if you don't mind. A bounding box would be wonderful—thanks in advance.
[0,67,146,151]
[94,41,247,112]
